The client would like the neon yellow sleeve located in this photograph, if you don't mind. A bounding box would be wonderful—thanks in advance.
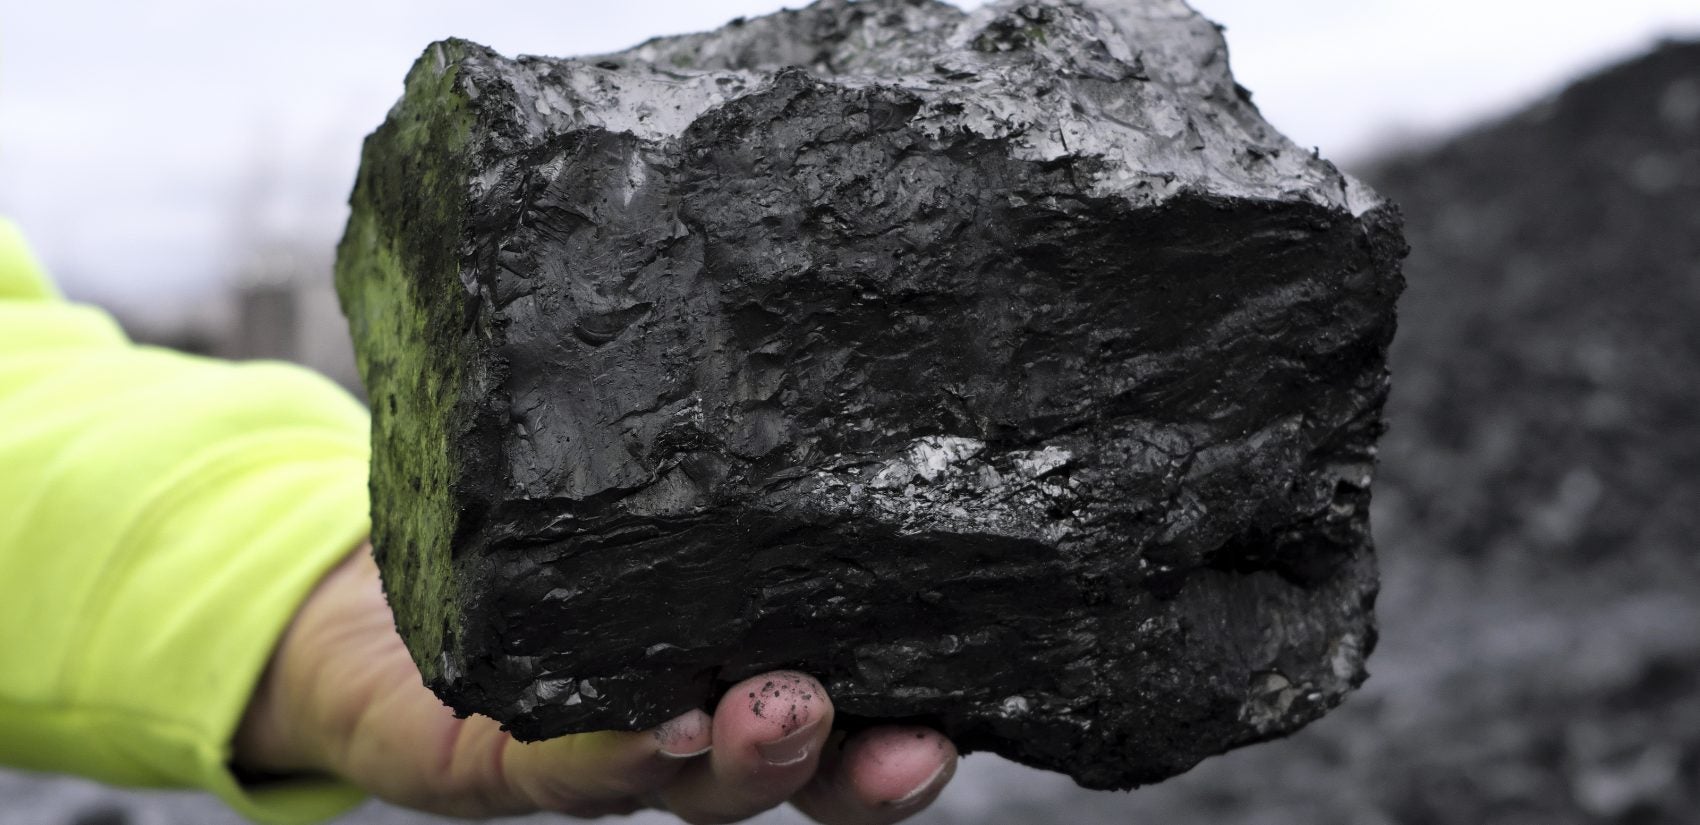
[0,219,372,824]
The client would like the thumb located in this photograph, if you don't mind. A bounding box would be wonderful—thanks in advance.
[499,709,713,816]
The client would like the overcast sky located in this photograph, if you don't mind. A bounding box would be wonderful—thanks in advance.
[3,0,1698,320]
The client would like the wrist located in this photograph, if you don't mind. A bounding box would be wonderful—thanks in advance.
[233,543,369,778]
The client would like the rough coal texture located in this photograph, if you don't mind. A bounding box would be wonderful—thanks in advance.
[335,0,1404,789]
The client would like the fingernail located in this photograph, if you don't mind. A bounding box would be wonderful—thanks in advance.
[655,709,713,759]
[660,744,712,760]
[756,717,823,766]
[882,760,951,810]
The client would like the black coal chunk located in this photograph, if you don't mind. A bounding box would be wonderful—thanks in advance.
[334,0,1405,789]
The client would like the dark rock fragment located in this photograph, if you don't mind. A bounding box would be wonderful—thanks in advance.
[335,0,1404,789]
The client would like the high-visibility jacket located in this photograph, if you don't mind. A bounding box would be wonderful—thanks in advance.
[0,218,370,824]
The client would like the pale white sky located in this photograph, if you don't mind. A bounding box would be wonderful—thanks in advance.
[2,0,1697,319]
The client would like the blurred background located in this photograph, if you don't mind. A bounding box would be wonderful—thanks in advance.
[3,1,1699,824]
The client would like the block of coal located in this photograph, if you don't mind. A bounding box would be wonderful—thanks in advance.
[335,0,1405,789]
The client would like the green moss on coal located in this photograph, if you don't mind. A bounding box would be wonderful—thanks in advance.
[333,40,477,684]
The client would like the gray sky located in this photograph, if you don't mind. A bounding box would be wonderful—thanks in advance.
[3,0,1698,320]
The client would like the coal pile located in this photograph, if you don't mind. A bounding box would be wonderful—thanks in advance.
[1353,38,1700,825]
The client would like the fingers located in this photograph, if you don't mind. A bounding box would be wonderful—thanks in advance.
[792,726,958,825]
[505,676,959,825]
[658,671,835,824]
[276,545,712,818]
[500,707,713,816]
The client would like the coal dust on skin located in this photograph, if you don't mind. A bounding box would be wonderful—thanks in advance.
[749,675,816,735]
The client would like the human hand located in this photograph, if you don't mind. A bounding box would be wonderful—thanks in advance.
[234,544,957,823]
